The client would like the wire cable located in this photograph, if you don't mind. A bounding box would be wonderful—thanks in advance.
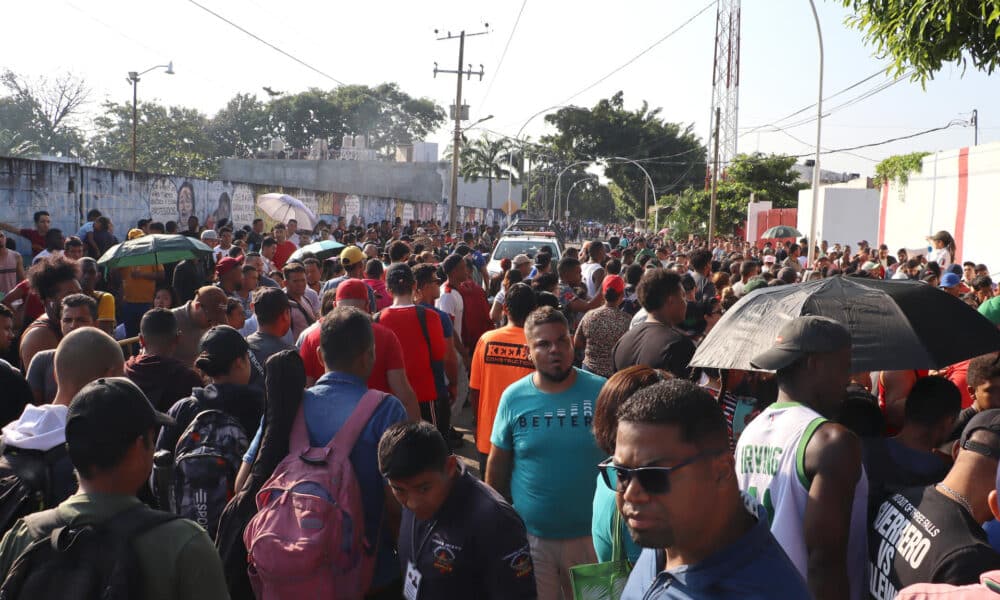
[184,0,415,120]
[479,0,528,111]
[554,0,716,106]
[790,120,968,158]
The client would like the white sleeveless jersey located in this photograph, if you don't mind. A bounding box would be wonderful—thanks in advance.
[580,262,602,299]
[735,401,869,600]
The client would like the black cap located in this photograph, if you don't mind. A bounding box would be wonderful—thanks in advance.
[750,316,851,371]
[959,409,1000,460]
[66,377,174,447]
[386,263,415,290]
[197,325,249,369]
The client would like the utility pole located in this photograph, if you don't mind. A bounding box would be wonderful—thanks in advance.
[707,107,722,245]
[972,109,979,146]
[434,27,488,232]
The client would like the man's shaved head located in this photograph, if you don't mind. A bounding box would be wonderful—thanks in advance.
[54,328,125,402]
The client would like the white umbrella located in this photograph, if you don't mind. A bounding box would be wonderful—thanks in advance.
[256,193,318,229]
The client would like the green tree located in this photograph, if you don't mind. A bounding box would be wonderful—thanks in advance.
[331,83,446,154]
[262,84,445,154]
[659,153,806,236]
[541,92,706,217]
[446,134,516,213]
[208,93,270,158]
[266,88,345,150]
[0,70,89,157]
[841,0,1000,83]
[88,101,218,177]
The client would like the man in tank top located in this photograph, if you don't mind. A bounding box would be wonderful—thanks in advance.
[735,316,868,600]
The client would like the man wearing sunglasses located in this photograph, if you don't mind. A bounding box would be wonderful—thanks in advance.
[614,378,808,599]
[736,316,867,600]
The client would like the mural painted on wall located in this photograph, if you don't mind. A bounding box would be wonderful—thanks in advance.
[0,158,457,252]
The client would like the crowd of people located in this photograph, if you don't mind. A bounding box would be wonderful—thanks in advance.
[0,209,996,600]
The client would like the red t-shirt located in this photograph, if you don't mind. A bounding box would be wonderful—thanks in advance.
[299,322,405,394]
[10,279,44,323]
[375,305,445,403]
[272,241,297,269]
[19,229,44,256]
[942,360,973,409]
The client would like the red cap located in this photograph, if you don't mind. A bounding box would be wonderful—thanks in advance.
[215,256,243,277]
[602,274,625,295]
[336,279,370,302]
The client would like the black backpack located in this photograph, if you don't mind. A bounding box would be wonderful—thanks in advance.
[0,443,76,539]
[0,505,179,600]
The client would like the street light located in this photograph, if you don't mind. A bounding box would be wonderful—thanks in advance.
[127,61,174,172]
[806,0,823,268]
[507,104,580,222]
[447,113,493,230]
[564,175,599,221]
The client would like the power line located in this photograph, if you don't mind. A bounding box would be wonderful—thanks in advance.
[740,68,904,136]
[185,0,404,114]
[790,120,969,158]
[479,0,528,111]
[554,0,716,106]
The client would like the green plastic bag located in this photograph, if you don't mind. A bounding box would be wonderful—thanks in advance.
[569,510,633,600]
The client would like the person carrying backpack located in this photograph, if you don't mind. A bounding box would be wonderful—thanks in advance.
[0,328,125,540]
[241,306,408,599]
[0,377,229,600]
[154,325,263,539]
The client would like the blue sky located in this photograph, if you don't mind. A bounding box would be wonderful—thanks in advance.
[3,0,997,177]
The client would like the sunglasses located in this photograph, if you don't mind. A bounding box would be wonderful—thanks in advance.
[598,449,725,495]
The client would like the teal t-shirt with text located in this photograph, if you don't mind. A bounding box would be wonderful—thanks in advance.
[490,368,607,539]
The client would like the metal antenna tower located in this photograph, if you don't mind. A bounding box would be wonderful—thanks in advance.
[707,0,741,184]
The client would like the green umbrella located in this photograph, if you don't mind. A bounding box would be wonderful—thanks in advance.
[97,234,213,268]
[289,239,345,263]
[761,225,802,239]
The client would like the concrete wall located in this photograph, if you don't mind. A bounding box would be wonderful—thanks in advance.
[745,201,772,242]
[797,187,880,250]
[880,142,1000,270]
[220,158,444,205]
[220,158,522,224]
[0,157,493,256]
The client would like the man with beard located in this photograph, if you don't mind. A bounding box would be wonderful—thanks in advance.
[614,379,809,599]
[486,306,607,600]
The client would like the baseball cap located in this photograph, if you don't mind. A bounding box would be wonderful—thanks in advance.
[127,228,144,241]
[215,256,243,277]
[340,245,366,268]
[602,274,626,296]
[66,377,174,449]
[513,254,532,267]
[750,315,852,371]
[201,229,219,241]
[763,255,776,264]
[862,261,880,272]
[336,278,371,302]
[385,263,415,292]
[940,272,961,289]
[196,325,249,371]
[980,297,1000,326]
[959,409,1000,460]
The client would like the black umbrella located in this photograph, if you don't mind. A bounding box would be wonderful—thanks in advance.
[691,276,1000,372]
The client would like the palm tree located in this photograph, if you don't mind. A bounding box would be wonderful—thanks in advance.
[447,134,516,213]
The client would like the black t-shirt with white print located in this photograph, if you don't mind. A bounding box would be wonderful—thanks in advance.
[867,485,1000,600]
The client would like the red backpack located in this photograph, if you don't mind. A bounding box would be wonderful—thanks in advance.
[450,280,494,351]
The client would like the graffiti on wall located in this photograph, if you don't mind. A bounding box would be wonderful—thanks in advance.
[1,158,492,249]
